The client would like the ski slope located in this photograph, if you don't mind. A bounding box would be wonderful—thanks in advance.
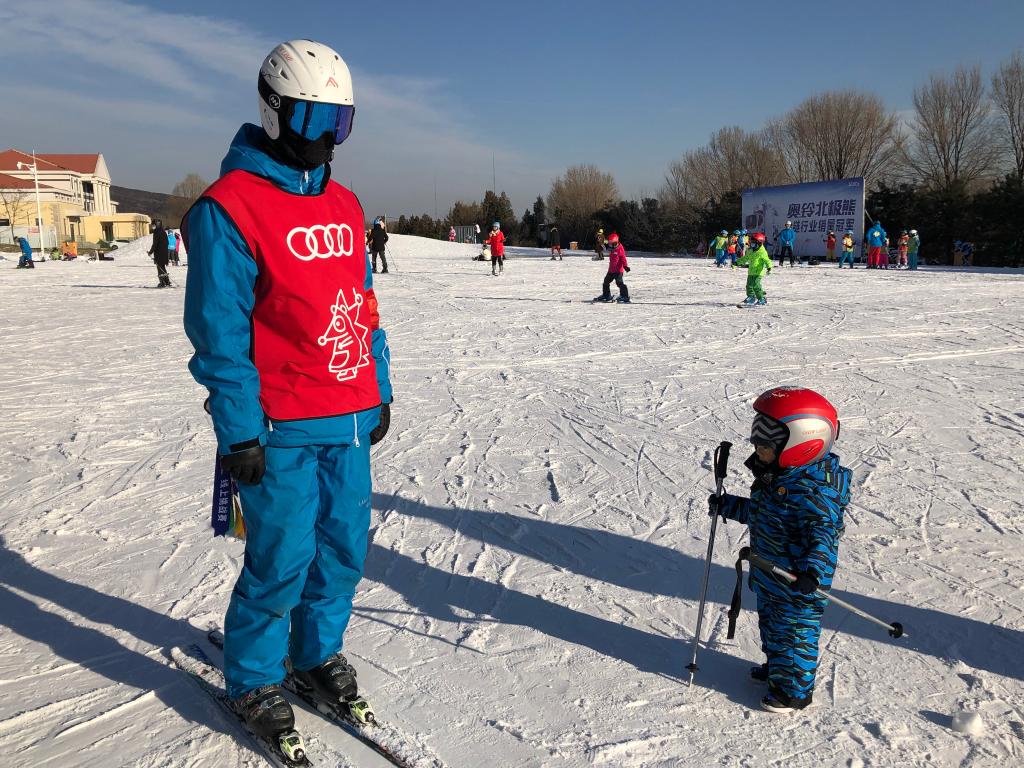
[1,235,1023,767]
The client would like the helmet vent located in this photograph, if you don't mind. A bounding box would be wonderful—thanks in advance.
[306,50,316,57]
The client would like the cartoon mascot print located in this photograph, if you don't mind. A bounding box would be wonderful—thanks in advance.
[318,287,371,381]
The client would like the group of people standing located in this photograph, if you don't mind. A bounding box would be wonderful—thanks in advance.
[710,221,921,271]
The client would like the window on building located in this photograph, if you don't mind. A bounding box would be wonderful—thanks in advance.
[83,181,95,213]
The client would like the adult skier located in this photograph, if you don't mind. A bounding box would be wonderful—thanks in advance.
[709,386,851,712]
[823,230,836,262]
[182,39,393,747]
[486,221,505,275]
[148,220,171,287]
[866,221,888,269]
[736,232,772,306]
[16,236,35,268]
[907,229,921,270]
[369,217,388,273]
[777,221,796,267]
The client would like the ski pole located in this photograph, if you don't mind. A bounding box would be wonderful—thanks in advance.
[738,546,905,639]
[687,440,733,686]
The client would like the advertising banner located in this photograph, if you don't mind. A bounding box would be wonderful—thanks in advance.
[742,178,865,259]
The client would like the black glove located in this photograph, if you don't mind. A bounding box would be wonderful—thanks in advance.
[221,444,265,485]
[370,403,390,445]
[791,571,819,595]
[708,493,724,519]
[625,266,631,272]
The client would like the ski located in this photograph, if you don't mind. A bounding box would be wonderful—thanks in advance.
[170,644,314,767]
[207,629,445,768]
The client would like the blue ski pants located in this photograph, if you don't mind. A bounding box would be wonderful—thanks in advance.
[754,580,828,700]
[838,250,856,268]
[908,252,918,270]
[715,248,727,266]
[224,441,372,699]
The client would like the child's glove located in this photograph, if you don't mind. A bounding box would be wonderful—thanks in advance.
[791,571,819,594]
[625,266,631,272]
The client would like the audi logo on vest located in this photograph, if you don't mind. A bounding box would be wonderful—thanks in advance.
[287,223,355,261]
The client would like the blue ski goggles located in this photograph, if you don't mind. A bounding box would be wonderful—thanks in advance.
[289,100,355,145]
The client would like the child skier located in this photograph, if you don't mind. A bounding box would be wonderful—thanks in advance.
[709,386,851,713]
[486,221,505,275]
[838,230,855,268]
[727,230,739,268]
[713,230,729,267]
[824,231,836,262]
[595,232,629,303]
[736,232,771,306]
[897,230,909,268]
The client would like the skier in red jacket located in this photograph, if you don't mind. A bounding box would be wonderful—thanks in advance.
[594,233,630,303]
[486,221,505,276]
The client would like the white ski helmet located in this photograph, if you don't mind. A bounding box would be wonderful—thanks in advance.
[258,40,355,169]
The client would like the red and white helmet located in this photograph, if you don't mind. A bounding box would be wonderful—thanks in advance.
[752,386,839,468]
[607,232,620,244]
[752,232,766,244]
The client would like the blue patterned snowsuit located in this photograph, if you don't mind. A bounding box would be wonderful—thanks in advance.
[719,453,851,700]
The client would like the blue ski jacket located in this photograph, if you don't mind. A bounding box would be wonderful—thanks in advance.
[183,124,393,454]
[779,227,796,246]
[718,452,851,591]
[867,225,887,248]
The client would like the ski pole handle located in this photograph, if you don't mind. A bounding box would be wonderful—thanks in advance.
[739,547,906,639]
[713,441,732,485]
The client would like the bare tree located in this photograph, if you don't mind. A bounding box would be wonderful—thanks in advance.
[905,66,999,191]
[992,51,1024,179]
[172,173,210,202]
[660,127,785,210]
[768,91,901,186]
[0,189,31,242]
[547,164,618,237]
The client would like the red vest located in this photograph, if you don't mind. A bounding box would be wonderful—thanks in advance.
[200,170,380,421]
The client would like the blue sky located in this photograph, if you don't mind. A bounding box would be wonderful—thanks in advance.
[2,0,1022,218]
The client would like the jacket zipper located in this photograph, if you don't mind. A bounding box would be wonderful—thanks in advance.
[352,413,360,447]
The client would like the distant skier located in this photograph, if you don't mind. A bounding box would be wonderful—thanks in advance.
[486,221,505,275]
[728,230,739,268]
[182,39,393,747]
[369,217,389,273]
[736,228,748,264]
[448,226,456,242]
[593,227,606,261]
[777,221,796,267]
[147,220,171,287]
[709,386,851,713]
[712,230,729,267]
[838,230,856,268]
[896,230,909,268]
[823,230,836,262]
[549,225,562,260]
[167,228,179,266]
[736,232,771,306]
[594,232,629,303]
[16,236,34,268]
[866,221,887,269]
[907,229,921,270]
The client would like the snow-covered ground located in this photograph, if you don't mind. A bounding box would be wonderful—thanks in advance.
[1,234,1023,767]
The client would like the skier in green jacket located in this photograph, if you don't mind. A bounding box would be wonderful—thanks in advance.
[737,232,772,306]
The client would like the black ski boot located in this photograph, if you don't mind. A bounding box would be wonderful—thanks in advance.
[234,684,295,738]
[750,662,769,683]
[292,653,358,704]
[760,687,812,713]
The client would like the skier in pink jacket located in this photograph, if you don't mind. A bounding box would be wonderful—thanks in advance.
[595,233,630,303]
